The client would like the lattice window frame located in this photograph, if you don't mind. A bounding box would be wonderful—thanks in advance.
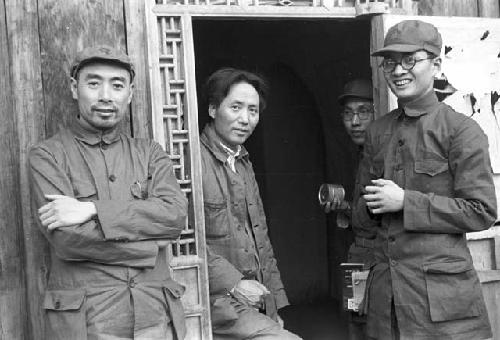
[146,4,212,339]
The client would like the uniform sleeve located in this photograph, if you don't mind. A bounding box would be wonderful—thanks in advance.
[93,142,188,241]
[29,145,159,268]
[249,174,289,310]
[404,119,497,233]
[207,247,244,296]
[352,127,382,230]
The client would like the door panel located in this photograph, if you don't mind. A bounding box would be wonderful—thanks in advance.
[145,4,212,339]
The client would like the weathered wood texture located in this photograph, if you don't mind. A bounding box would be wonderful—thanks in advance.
[5,0,47,338]
[0,1,27,339]
[418,0,480,16]
[370,15,389,119]
[125,0,153,139]
[478,0,500,17]
[417,0,499,17]
[1,1,500,339]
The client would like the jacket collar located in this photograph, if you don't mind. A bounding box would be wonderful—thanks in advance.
[200,123,249,164]
[70,117,122,145]
[397,90,440,118]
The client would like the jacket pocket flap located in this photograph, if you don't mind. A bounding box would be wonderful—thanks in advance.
[164,282,186,298]
[43,290,85,311]
[414,159,448,176]
[423,260,472,274]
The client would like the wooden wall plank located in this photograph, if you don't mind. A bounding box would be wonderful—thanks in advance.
[5,0,47,338]
[0,0,27,339]
[418,0,479,17]
[37,0,129,137]
[478,0,500,17]
[125,0,153,138]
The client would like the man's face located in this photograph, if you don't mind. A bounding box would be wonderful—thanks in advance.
[383,50,440,103]
[71,62,134,131]
[342,98,374,146]
[210,82,260,149]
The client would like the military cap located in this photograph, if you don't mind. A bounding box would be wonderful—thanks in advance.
[70,45,135,80]
[338,78,373,105]
[372,20,442,57]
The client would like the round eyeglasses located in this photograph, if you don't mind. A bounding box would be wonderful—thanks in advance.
[380,55,433,73]
[341,108,373,121]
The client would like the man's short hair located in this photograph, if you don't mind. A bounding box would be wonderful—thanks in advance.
[205,68,269,111]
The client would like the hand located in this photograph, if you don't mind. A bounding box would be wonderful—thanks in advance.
[231,280,270,309]
[324,200,350,213]
[39,194,97,231]
[363,179,404,214]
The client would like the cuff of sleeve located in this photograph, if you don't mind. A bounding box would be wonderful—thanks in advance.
[403,189,428,231]
[94,201,125,240]
[274,289,289,310]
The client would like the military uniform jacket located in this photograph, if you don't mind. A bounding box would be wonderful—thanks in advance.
[29,121,188,340]
[201,123,289,321]
[353,91,497,340]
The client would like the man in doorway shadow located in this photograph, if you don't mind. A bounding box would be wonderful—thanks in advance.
[324,78,376,340]
[200,68,302,339]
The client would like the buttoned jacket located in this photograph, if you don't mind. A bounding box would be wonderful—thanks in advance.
[29,121,188,339]
[353,91,497,340]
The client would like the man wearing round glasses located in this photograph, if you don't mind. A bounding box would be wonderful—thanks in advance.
[338,79,376,340]
[353,20,496,340]
[339,79,375,147]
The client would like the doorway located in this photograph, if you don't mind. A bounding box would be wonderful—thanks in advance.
[193,18,371,338]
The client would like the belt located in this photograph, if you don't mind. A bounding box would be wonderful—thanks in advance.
[354,236,375,249]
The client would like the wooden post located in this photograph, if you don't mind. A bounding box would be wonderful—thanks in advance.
[0,0,27,339]
[5,0,47,338]
[125,0,153,139]
[370,15,389,118]
[478,0,500,17]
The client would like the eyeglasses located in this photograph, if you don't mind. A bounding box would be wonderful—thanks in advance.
[341,107,373,121]
[380,55,433,73]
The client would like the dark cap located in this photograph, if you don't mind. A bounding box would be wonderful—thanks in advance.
[372,20,442,57]
[70,45,135,80]
[338,79,373,105]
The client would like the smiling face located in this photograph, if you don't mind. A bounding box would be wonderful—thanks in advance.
[71,62,134,131]
[342,98,374,146]
[209,81,260,149]
[383,50,441,104]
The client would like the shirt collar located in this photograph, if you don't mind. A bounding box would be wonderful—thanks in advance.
[397,90,439,118]
[70,117,122,145]
[200,123,248,164]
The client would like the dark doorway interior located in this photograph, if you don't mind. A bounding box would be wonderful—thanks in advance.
[193,18,371,339]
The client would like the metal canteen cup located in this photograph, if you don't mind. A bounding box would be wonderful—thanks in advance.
[318,183,345,207]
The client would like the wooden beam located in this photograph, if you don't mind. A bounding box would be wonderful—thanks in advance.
[125,0,153,138]
[5,0,47,338]
[0,0,27,339]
